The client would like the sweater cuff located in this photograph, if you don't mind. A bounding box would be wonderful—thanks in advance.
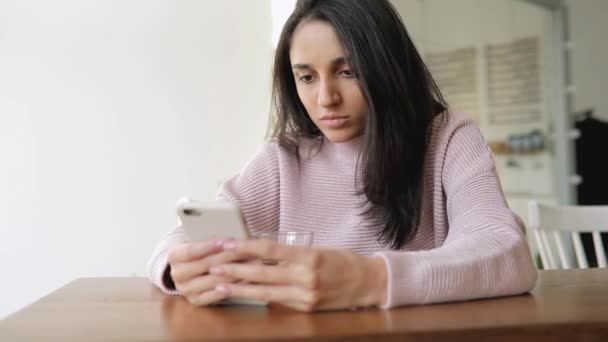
[148,249,180,296]
[373,251,431,309]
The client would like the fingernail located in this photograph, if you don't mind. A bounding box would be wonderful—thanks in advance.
[222,240,237,250]
[215,284,230,294]
[209,266,224,275]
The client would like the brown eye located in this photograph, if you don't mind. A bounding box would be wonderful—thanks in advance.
[299,75,314,83]
[340,69,354,78]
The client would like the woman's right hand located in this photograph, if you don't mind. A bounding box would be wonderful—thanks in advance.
[167,239,242,306]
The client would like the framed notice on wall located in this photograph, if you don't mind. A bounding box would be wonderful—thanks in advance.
[486,37,542,125]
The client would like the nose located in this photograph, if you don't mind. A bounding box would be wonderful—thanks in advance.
[317,78,341,108]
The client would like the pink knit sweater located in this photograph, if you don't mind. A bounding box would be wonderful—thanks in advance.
[147,112,538,308]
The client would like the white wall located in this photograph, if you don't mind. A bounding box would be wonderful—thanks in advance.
[0,0,272,318]
[566,0,608,121]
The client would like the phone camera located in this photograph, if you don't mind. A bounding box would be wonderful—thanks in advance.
[183,209,201,216]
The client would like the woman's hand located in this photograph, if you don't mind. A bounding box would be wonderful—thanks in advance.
[208,239,388,312]
[167,239,243,306]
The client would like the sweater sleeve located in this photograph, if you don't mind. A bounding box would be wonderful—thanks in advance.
[217,142,281,236]
[374,121,538,308]
[146,224,187,295]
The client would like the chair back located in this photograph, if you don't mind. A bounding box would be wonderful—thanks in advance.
[528,200,608,269]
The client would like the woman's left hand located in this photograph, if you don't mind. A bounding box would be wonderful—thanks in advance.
[208,239,388,312]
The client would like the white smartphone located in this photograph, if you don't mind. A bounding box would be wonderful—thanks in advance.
[175,198,266,306]
[176,198,250,241]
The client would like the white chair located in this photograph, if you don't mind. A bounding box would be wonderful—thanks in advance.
[528,200,608,269]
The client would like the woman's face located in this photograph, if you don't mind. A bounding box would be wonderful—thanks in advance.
[289,20,368,143]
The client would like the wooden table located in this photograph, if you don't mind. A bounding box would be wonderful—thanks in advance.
[2,269,607,341]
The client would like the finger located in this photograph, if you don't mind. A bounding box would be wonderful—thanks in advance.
[222,239,316,265]
[210,262,314,288]
[188,288,230,306]
[168,239,223,263]
[171,249,250,284]
[216,283,311,305]
[177,274,236,297]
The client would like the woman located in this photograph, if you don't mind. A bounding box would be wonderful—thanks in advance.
[147,0,537,311]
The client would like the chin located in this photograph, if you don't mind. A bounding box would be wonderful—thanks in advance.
[323,130,360,143]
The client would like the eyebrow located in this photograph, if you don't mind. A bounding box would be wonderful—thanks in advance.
[292,56,349,70]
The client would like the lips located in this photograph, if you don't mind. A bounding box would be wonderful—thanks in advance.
[319,114,349,129]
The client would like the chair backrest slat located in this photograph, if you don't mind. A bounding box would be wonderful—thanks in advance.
[571,232,589,268]
[553,231,571,269]
[541,230,558,269]
[592,231,607,268]
[534,230,550,269]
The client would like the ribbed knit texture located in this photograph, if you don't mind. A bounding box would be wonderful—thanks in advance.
[147,112,538,308]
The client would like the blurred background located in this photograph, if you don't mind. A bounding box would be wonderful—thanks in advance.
[1,0,606,318]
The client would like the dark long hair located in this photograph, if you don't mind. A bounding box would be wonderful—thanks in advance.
[269,0,447,249]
